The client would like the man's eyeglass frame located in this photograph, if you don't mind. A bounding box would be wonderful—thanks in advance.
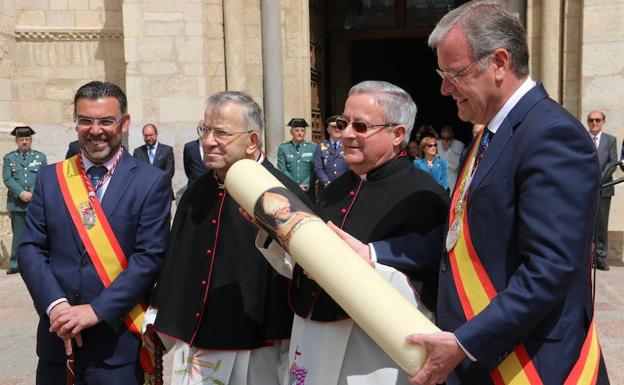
[334,118,398,134]
[74,115,126,128]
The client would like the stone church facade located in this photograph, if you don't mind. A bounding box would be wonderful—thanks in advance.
[0,0,623,264]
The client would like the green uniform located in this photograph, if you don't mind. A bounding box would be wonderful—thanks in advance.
[277,140,317,190]
[2,149,47,270]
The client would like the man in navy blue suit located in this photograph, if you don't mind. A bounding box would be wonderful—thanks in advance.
[19,81,171,385]
[133,123,175,179]
[401,2,609,384]
[183,120,208,186]
[336,2,609,385]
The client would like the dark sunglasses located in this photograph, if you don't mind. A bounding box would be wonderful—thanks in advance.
[424,143,437,148]
[335,118,397,133]
[588,118,603,123]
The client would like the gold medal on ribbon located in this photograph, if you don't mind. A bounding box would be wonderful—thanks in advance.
[79,201,96,229]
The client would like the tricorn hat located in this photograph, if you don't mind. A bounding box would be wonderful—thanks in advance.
[326,115,340,126]
[287,118,309,128]
[10,126,35,137]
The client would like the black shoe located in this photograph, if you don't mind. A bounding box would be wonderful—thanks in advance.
[6,267,19,275]
[595,261,610,271]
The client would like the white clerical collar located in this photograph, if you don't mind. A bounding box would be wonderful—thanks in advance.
[487,77,536,134]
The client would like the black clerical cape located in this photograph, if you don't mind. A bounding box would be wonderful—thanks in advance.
[153,158,312,349]
[290,156,450,321]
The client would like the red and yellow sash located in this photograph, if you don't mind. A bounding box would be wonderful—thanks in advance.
[55,156,147,341]
[447,135,601,385]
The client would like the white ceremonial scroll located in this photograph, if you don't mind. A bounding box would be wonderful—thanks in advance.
[224,159,440,375]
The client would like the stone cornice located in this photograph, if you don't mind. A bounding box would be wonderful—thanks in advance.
[15,27,123,42]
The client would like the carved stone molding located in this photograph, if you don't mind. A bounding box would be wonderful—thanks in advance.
[15,27,123,42]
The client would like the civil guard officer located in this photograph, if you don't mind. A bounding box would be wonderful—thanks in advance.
[2,126,47,274]
[313,115,349,192]
[277,118,317,199]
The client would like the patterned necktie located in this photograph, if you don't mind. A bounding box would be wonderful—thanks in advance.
[474,128,494,171]
[333,141,337,151]
[593,135,598,148]
[148,146,155,164]
[87,166,108,199]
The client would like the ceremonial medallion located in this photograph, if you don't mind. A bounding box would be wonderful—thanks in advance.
[79,201,96,229]
[446,218,461,252]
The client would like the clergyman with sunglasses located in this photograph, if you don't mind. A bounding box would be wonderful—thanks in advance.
[19,81,172,385]
[256,80,449,385]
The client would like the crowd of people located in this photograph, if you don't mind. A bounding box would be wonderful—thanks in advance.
[2,1,619,385]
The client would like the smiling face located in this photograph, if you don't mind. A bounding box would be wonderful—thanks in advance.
[340,92,405,175]
[75,97,128,164]
[290,126,306,143]
[436,26,501,125]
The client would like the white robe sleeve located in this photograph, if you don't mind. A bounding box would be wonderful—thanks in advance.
[255,229,294,278]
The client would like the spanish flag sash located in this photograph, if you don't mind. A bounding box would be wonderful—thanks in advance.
[55,155,149,352]
[446,132,602,385]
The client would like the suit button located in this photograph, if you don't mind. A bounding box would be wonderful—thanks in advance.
[80,258,87,268]
[74,294,81,301]
[440,259,447,272]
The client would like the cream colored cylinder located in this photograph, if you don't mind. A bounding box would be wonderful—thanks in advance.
[540,0,562,101]
[225,159,440,375]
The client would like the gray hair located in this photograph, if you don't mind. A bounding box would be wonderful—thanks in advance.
[74,81,127,115]
[205,91,264,147]
[428,0,529,78]
[348,80,417,149]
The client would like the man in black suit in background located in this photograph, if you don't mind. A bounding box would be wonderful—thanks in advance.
[132,123,175,179]
[183,120,208,186]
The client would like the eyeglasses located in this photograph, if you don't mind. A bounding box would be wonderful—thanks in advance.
[588,118,603,123]
[436,55,489,85]
[335,118,398,133]
[74,115,126,128]
[197,125,253,142]
[424,143,437,148]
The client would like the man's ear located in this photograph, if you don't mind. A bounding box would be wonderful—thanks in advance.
[392,125,406,147]
[121,114,131,135]
[246,131,260,155]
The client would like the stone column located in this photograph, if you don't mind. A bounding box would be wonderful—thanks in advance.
[223,0,246,90]
[0,0,16,133]
[261,0,284,162]
[540,0,562,101]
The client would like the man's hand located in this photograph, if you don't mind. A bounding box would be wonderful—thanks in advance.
[299,184,309,192]
[20,191,32,202]
[49,302,74,355]
[49,304,102,344]
[405,332,466,385]
[327,221,373,267]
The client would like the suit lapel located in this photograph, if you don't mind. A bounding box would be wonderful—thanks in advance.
[101,150,136,215]
[470,83,549,193]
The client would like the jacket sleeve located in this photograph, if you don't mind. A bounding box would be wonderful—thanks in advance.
[18,168,67,315]
[2,155,24,197]
[602,135,618,181]
[313,145,329,186]
[165,146,175,179]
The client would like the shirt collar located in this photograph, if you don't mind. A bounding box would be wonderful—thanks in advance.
[592,131,602,141]
[82,147,123,172]
[487,77,536,134]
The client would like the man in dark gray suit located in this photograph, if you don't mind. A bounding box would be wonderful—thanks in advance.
[133,123,175,179]
[587,110,618,271]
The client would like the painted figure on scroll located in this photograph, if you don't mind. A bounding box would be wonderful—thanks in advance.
[256,80,450,385]
[256,188,318,249]
[337,2,610,385]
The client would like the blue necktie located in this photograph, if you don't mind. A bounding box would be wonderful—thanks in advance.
[148,146,155,164]
[87,166,108,199]
[474,129,493,169]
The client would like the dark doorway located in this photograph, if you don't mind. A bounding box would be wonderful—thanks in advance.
[350,38,471,143]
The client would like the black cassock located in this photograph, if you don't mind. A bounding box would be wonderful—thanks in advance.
[290,156,450,321]
[153,158,312,349]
